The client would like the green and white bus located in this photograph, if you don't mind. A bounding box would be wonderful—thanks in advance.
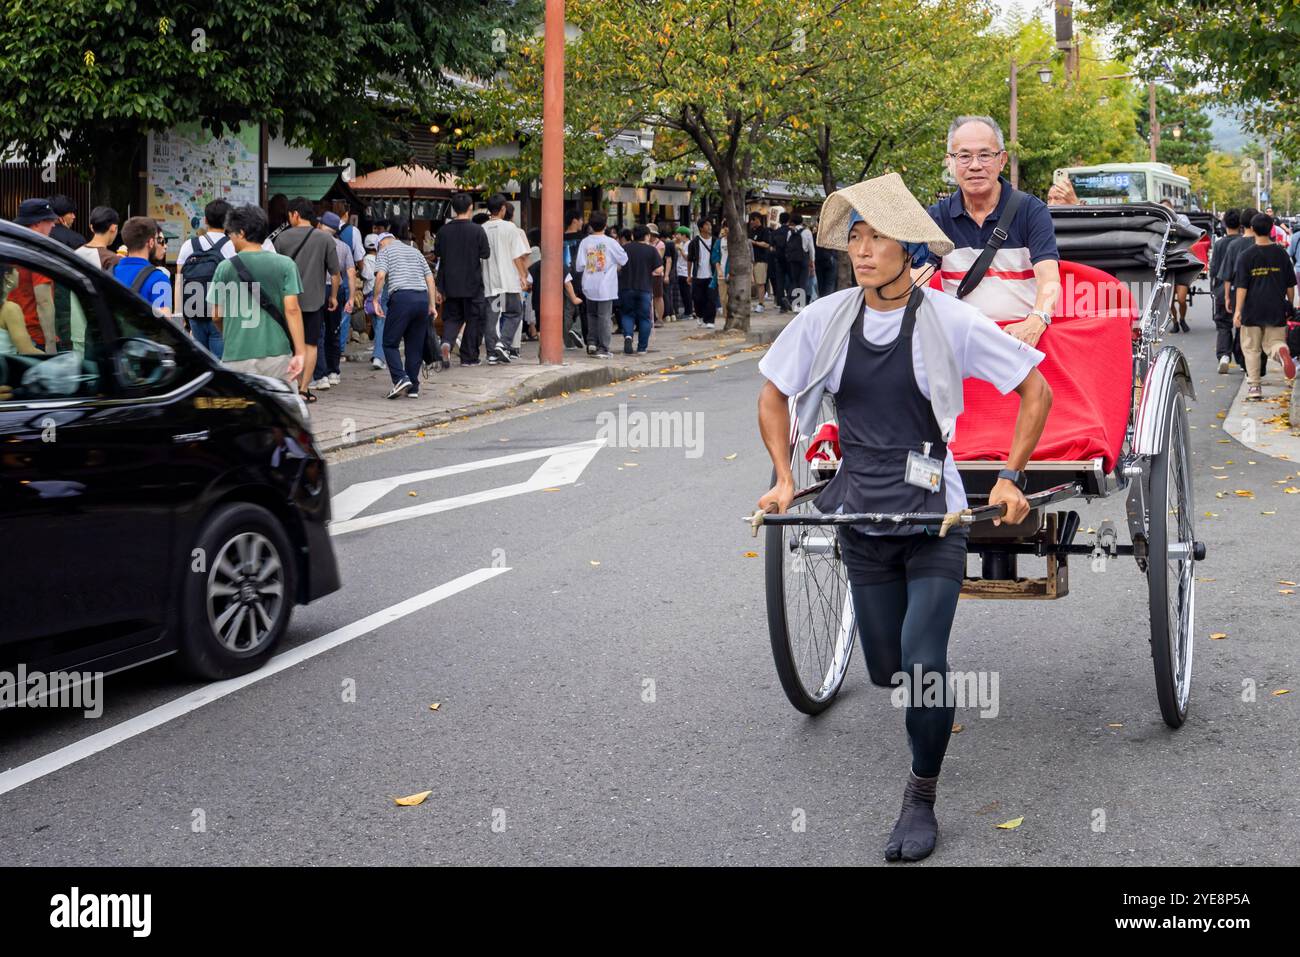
[1055,162,1192,210]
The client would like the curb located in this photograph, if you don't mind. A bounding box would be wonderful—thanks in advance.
[318,326,779,453]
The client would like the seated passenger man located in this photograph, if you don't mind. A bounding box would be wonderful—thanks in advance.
[926,116,1061,349]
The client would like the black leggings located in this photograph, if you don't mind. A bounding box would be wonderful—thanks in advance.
[851,576,961,777]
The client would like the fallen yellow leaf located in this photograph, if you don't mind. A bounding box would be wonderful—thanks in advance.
[1262,510,1277,515]
[1272,689,1291,696]
[1107,723,1123,728]
[744,551,758,558]
[623,462,638,467]
[1204,512,1219,517]
[1210,633,1227,640]
[1215,492,1225,499]
[1279,581,1298,586]
[1197,577,1216,582]
[1234,490,1254,497]
[724,453,738,460]
[1285,487,1300,494]
[589,560,601,566]
[995,817,1024,830]
[1216,411,1226,420]
[951,723,964,733]
[408,491,418,497]
[394,790,432,807]
[429,702,441,711]
[542,487,562,492]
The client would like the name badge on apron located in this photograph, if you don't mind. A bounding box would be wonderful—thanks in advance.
[904,442,943,492]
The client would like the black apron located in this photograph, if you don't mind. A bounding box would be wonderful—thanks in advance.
[815,288,947,536]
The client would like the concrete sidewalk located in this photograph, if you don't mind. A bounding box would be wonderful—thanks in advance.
[309,312,790,452]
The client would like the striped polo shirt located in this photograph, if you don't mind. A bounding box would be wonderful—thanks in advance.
[926,176,1059,322]
[375,241,432,292]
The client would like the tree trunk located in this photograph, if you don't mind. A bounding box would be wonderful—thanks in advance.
[720,179,750,333]
[91,132,145,218]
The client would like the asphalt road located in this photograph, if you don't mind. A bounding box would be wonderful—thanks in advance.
[1,295,1296,866]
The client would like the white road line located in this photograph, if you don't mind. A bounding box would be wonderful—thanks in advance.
[329,438,604,536]
[0,566,510,798]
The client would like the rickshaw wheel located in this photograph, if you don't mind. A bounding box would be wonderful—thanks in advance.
[1146,380,1196,728]
[764,408,857,715]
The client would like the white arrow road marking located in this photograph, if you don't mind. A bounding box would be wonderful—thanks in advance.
[329,438,605,537]
[0,566,510,798]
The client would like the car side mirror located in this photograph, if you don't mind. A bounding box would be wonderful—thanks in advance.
[114,337,178,391]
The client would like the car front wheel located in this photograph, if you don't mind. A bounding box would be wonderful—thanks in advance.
[180,503,297,679]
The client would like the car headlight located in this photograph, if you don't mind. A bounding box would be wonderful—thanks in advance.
[237,372,310,428]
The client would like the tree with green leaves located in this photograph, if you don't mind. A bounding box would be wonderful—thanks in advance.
[0,1,531,210]
[1134,85,1213,171]
[460,0,1009,331]
[1084,1,1300,160]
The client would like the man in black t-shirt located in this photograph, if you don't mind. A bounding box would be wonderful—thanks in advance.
[434,192,491,366]
[618,224,663,354]
[748,211,772,313]
[1210,209,1243,373]
[770,211,792,312]
[1233,213,1297,399]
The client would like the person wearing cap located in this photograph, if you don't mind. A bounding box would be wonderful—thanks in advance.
[756,172,1052,862]
[312,211,357,388]
[11,199,60,352]
[361,232,385,369]
[48,196,85,250]
[372,230,437,399]
[927,116,1060,346]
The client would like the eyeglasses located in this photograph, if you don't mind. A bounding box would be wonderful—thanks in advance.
[946,150,1004,168]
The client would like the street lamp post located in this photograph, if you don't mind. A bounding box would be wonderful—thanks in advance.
[539,0,565,365]
[1009,56,1055,189]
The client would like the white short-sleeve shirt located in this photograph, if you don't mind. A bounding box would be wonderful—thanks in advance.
[758,285,1044,512]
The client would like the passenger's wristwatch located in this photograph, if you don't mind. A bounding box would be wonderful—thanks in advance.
[1028,309,1052,326]
[997,468,1028,490]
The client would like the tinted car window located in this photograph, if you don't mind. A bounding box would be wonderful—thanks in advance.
[0,261,102,402]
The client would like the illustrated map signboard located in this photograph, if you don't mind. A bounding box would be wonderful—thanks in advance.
[147,123,260,260]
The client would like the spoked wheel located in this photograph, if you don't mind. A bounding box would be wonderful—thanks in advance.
[764,401,856,714]
[1146,380,1197,728]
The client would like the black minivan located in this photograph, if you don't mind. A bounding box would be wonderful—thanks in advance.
[0,219,340,682]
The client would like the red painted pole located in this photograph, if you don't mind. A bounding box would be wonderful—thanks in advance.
[539,0,565,365]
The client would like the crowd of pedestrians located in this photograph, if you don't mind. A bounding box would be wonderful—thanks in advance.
[5,190,843,403]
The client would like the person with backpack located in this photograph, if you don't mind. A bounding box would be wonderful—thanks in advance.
[783,213,814,310]
[111,217,173,320]
[273,197,339,398]
[925,115,1060,347]
[174,199,235,356]
[206,204,305,384]
[686,217,717,329]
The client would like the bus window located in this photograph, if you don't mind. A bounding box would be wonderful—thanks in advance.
[1069,170,1148,204]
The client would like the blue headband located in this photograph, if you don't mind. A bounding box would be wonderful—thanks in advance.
[846,210,930,268]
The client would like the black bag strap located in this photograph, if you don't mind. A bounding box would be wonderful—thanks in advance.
[229,255,290,336]
[287,228,314,263]
[956,188,1027,300]
[130,265,164,295]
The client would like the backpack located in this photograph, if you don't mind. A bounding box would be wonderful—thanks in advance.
[772,225,791,262]
[182,234,228,318]
[784,226,806,265]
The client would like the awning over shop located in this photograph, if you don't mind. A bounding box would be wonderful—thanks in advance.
[267,166,360,206]
[349,165,461,194]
